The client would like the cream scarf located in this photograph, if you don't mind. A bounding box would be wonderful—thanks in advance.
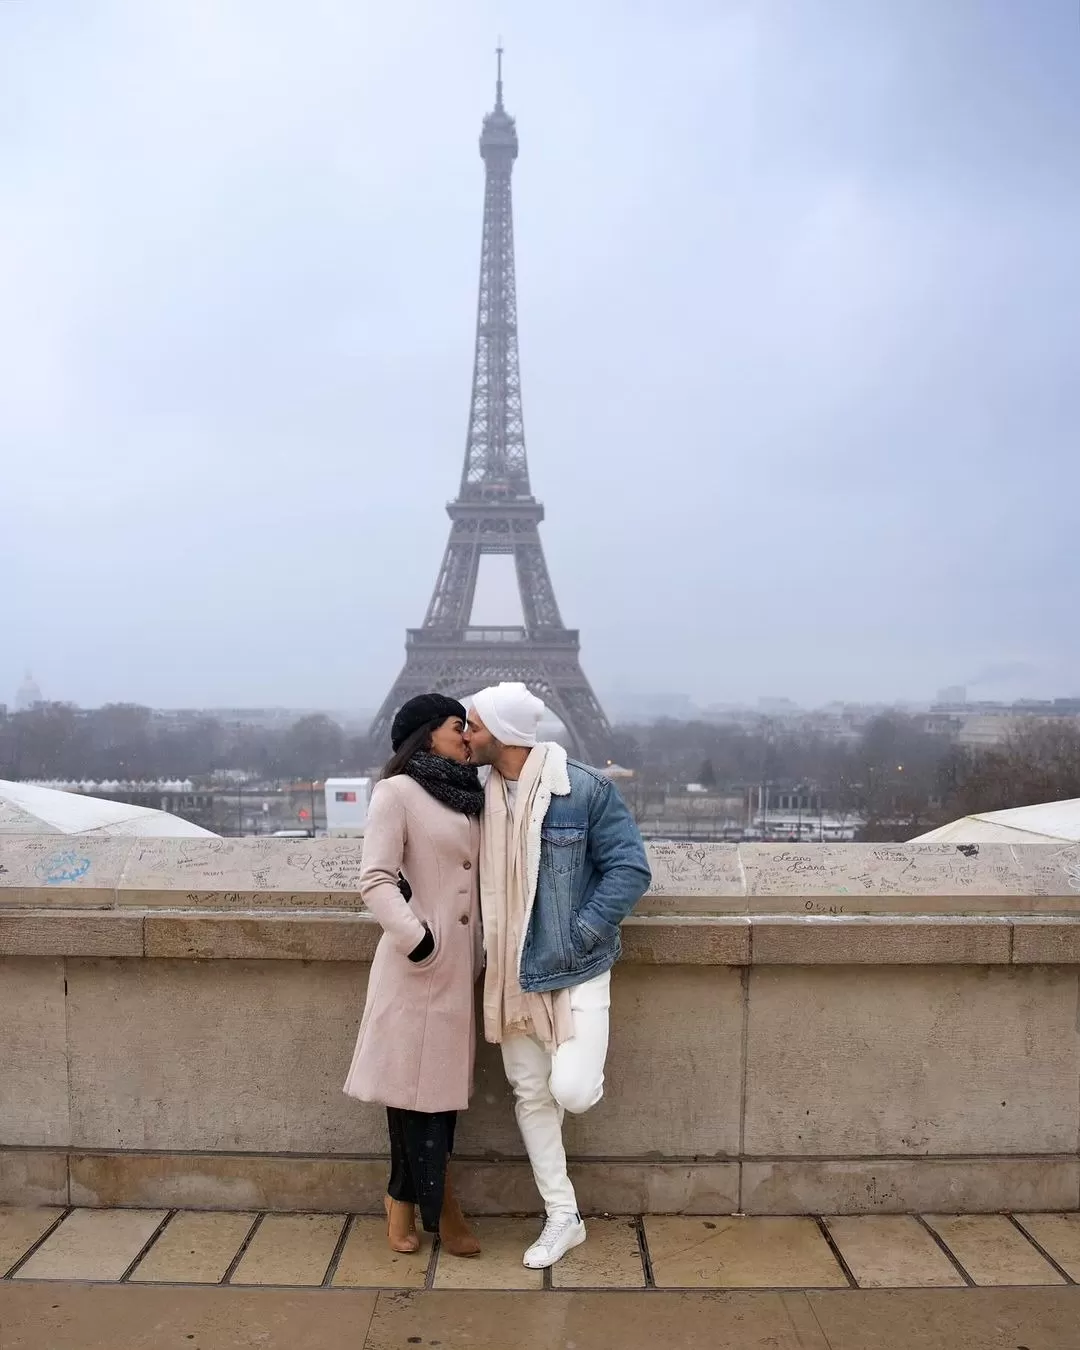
[480,743,574,1050]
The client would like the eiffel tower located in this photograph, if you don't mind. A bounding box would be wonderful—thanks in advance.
[370,53,613,763]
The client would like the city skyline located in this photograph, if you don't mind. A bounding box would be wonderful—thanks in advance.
[8,668,1080,724]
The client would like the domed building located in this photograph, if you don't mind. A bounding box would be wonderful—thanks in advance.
[14,671,42,712]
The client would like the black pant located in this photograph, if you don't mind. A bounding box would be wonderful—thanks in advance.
[386,1107,458,1234]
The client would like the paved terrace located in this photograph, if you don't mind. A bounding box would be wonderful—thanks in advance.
[2,1207,1080,1348]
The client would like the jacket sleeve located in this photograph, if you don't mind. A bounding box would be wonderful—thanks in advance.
[358,780,429,957]
[577,779,652,944]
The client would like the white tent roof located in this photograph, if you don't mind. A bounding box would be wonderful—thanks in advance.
[0,779,216,837]
[912,797,1080,844]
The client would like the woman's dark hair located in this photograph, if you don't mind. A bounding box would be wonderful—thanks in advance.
[381,719,443,780]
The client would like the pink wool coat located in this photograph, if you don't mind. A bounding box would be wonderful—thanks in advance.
[342,775,482,1113]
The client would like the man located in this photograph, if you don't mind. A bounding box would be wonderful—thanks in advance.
[464,682,651,1269]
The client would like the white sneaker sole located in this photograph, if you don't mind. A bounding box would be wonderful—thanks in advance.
[522,1223,587,1269]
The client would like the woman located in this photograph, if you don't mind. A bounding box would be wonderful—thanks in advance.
[343,693,485,1257]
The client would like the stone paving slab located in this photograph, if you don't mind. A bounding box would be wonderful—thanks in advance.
[13,1208,167,1282]
[128,1210,257,1284]
[807,1287,1080,1349]
[923,1214,1065,1287]
[0,1206,63,1276]
[330,1216,431,1289]
[550,1215,646,1288]
[229,1213,347,1287]
[1013,1211,1080,1282]
[0,1282,378,1349]
[365,1289,831,1350]
[431,1217,542,1290]
[823,1215,966,1289]
[645,1215,849,1288]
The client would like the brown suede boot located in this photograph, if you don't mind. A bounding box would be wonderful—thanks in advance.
[439,1176,481,1257]
[384,1193,420,1254]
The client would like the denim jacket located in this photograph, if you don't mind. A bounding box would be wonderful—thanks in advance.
[519,757,652,994]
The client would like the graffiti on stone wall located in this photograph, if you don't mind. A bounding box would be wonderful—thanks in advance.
[34,849,92,885]
[645,842,742,897]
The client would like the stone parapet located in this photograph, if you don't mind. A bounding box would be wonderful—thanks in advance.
[2,836,1079,914]
[2,836,1080,1216]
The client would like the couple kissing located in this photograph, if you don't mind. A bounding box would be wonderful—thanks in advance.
[343,681,651,1269]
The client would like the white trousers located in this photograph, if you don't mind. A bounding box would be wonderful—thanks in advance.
[500,969,611,1217]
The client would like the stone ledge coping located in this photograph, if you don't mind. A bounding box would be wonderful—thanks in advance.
[2,836,1080,915]
[3,908,1080,965]
[5,1147,1079,1214]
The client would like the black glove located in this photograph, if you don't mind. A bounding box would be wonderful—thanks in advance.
[407,924,435,963]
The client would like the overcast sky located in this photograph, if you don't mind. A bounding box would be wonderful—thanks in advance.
[3,0,1078,714]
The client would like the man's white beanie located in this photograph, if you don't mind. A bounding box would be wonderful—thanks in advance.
[470,682,546,748]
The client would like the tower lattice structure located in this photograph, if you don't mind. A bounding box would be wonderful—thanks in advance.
[370,54,612,763]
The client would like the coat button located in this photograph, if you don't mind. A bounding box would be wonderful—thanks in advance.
[462,860,472,870]
[459,914,469,925]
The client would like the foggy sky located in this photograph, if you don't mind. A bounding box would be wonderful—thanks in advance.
[3,0,1078,714]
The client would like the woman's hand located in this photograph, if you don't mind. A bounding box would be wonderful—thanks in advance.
[407,924,435,963]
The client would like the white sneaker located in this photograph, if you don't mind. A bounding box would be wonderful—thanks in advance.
[522,1211,587,1269]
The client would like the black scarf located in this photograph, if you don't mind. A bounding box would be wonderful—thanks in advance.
[403,751,485,817]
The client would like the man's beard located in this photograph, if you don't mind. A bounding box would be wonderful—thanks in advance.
[467,740,500,767]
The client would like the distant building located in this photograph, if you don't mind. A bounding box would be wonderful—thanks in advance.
[757,697,800,714]
[153,707,321,732]
[698,703,875,744]
[14,672,42,712]
[922,699,1080,746]
[603,691,700,722]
